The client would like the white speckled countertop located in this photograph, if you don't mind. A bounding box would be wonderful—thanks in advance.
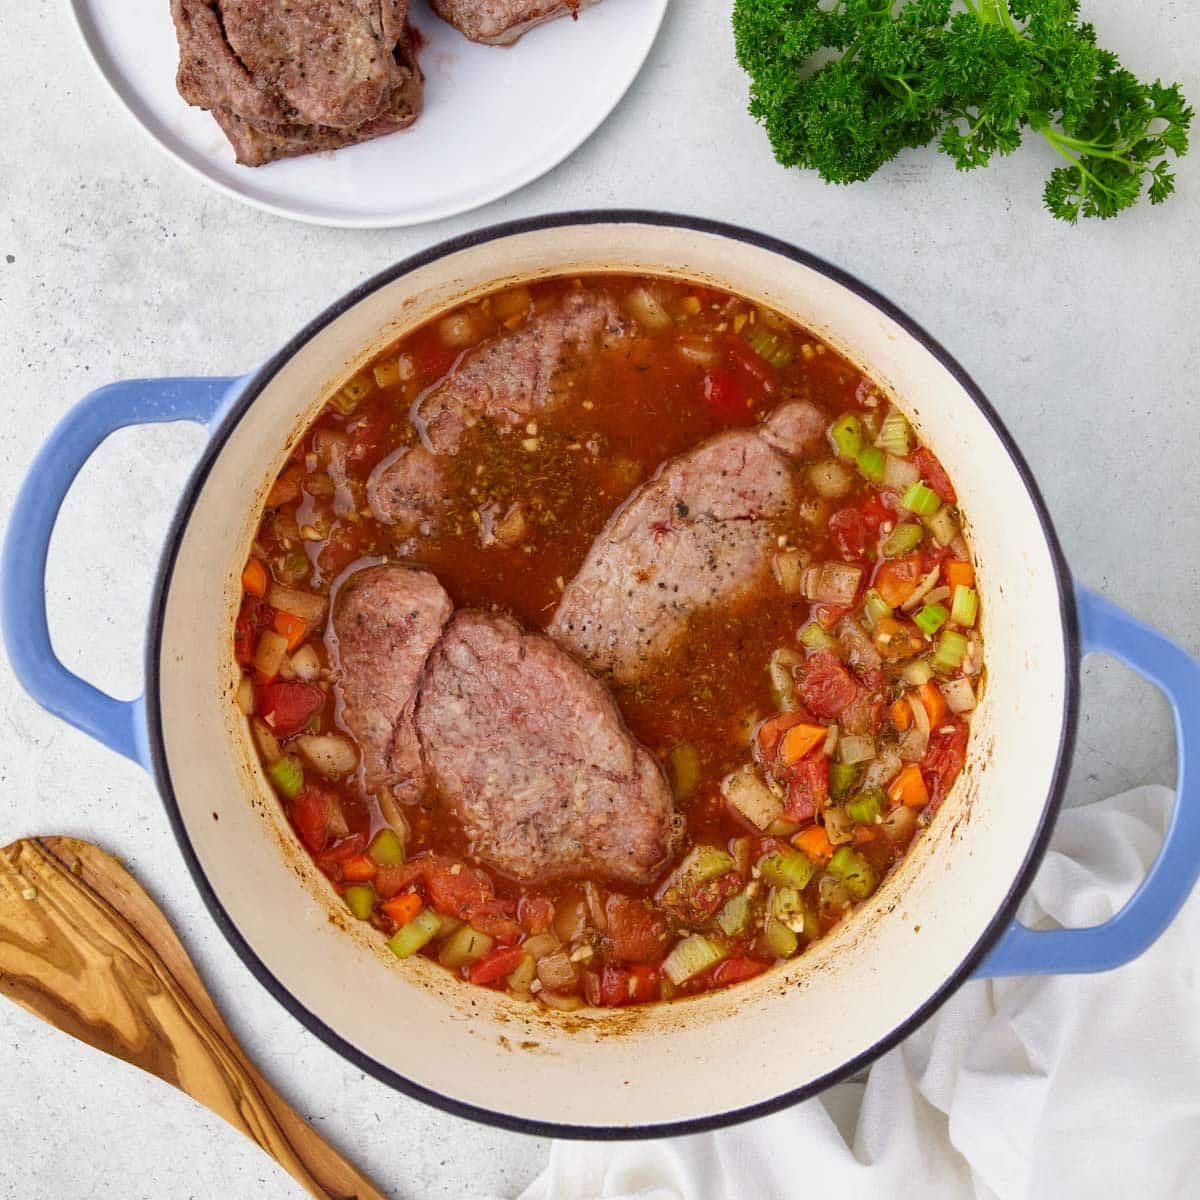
[1,0,1198,1196]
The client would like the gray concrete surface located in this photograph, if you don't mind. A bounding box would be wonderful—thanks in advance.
[1,0,1198,1196]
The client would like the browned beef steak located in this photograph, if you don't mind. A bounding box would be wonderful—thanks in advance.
[415,611,681,885]
[413,289,623,454]
[171,0,422,166]
[328,565,452,821]
[549,416,803,683]
[430,0,598,45]
[369,289,622,530]
[759,398,826,457]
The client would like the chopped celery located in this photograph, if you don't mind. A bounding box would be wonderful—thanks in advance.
[925,505,959,547]
[856,445,886,483]
[387,909,442,959]
[932,629,969,672]
[901,481,941,517]
[875,411,912,456]
[829,413,863,461]
[663,934,726,985]
[368,828,406,867]
[914,603,950,636]
[882,523,924,558]
[830,761,861,801]
[799,623,839,652]
[760,917,799,959]
[267,755,305,800]
[863,589,892,629]
[846,787,885,825]
[772,886,806,927]
[827,847,879,899]
[668,741,702,801]
[507,953,537,993]
[438,925,494,969]
[662,845,735,898]
[718,891,752,936]
[759,849,815,891]
[950,585,979,628]
[344,885,375,921]
[901,659,934,686]
[746,324,794,367]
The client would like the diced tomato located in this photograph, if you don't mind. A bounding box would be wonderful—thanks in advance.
[599,965,632,1007]
[255,681,324,737]
[799,652,858,720]
[267,465,303,507]
[469,945,528,986]
[234,597,269,666]
[923,722,968,812]
[784,755,829,821]
[913,448,956,503]
[314,833,367,877]
[289,789,331,854]
[838,688,873,736]
[827,507,868,562]
[627,962,659,1002]
[597,962,660,1006]
[703,368,748,421]
[726,339,780,395]
[518,894,555,935]
[373,864,408,899]
[712,956,768,987]
[604,894,669,963]
[872,556,921,607]
[398,855,521,942]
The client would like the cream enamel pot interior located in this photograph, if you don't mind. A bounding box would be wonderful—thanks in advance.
[6,214,1200,1138]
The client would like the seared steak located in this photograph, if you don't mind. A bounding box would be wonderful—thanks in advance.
[415,611,681,885]
[328,565,452,820]
[172,0,422,166]
[549,419,801,683]
[370,289,622,528]
[430,0,598,45]
[760,399,827,457]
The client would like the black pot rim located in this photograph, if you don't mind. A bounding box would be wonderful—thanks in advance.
[144,209,1080,1141]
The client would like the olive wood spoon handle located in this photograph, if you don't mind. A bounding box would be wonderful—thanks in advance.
[0,836,388,1200]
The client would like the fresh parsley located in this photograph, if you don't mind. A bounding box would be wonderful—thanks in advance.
[733,0,1192,222]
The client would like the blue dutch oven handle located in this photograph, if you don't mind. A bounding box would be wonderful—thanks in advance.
[1,376,242,769]
[978,581,1200,977]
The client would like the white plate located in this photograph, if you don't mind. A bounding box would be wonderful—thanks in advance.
[69,0,668,227]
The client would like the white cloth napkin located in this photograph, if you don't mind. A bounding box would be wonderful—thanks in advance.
[516,786,1200,1200]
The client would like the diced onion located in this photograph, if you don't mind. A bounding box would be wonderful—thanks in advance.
[438,311,478,347]
[901,659,934,685]
[538,990,585,1011]
[883,454,919,490]
[235,675,255,716]
[583,881,607,931]
[908,692,931,737]
[772,549,809,594]
[252,629,288,680]
[838,734,876,765]
[625,286,673,331]
[901,567,943,612]
[522,933,561,961]
[881,804,918,844]
[941,677,976,713]
[805,562,863,606]
[863,745,903,788]
[267,584,326,623]
[296,734,358,778]
[291,644,322,681]
[676,335,721,366]
[536,950,578,991]
[251,718,282,765]
[809,459,854,499]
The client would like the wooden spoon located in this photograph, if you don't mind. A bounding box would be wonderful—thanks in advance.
[0,836,388,1200]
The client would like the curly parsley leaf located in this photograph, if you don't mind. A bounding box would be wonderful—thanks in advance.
[732,0,1192,222]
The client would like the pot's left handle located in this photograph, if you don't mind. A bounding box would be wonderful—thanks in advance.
[1,377,241,768]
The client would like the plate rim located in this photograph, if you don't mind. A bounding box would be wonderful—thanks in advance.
[65,0,670,228]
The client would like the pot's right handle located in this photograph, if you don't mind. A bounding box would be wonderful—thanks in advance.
[978,582,1200,977]
[1,377,240,768]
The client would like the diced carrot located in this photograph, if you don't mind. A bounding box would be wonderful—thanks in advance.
[342,854,378,883]
[918,681,948,728]
[273,610,309,652]
[888,764,930,809]
[944,560,975,590]
[382,893,423,927]
[853,824,879,845]
[778,722,828,765]
[241,558,268,597]
[874,557,921,607]
[757,711,813,758]
[891,698,913,731]
[793,824,834,864]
